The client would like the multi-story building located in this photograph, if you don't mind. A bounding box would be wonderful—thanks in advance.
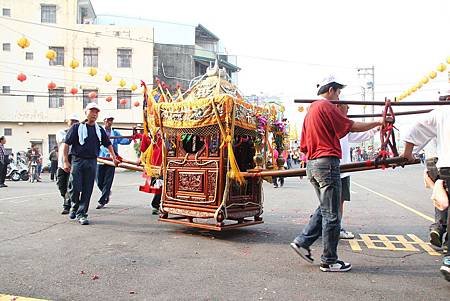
[0,0,153,162]
[96,15,240,90]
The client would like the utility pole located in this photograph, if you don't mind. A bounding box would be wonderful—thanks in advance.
[357,66,375,146]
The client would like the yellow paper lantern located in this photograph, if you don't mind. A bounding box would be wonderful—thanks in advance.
[104,73,112,82]
[130,84,137,91]
[437,63,447,72]
[420,76,429,84]
[17,37,30,49]
[429,71,437,79]
[70,59,79,69]
[119,79,126,88]
[88,67,97,76]
[407,89,412,96]
[411,86,417,92]
[417,82,423,89]
[46,49,57,61]
[298,106,304,113]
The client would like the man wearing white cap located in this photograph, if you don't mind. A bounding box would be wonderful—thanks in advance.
[56,113,80,214]
[63,103,119,225]
[290,75,381,272]
[95,114,131,209]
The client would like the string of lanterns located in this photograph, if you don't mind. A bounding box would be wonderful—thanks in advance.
[14,35,141,107]
[396,57,449,101]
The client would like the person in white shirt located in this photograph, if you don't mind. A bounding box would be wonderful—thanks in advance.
[337,103,379,239]
[402,105,450,282]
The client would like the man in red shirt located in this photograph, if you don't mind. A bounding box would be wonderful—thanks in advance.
[290,75,381,272]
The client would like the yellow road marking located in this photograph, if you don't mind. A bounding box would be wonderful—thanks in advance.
[352,181,434,222]
[0,294,49,301]
[347,233,440,256]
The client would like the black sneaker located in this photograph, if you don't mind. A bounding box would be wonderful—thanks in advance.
[78,216,89,225]
[430,229,442,248]
[290,242,314,263]
[320,260,352,272]
[440,257,450,281]
[69,210,76,220]
[61,208,70,215]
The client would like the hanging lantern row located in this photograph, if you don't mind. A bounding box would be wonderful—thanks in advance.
[397,57,449,101]
[16,36,138,89]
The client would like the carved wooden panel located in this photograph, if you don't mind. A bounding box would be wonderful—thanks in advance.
[165,169,175,197]
[178,172,204,193]
[207,171,217,200]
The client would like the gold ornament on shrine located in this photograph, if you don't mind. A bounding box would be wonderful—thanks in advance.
[17,37,30,49]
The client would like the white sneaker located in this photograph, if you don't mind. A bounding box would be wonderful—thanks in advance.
[320,260,352,272]
[340,229,355,239]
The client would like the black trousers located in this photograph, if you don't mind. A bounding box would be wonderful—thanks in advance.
[96,164,115,205]
[56,167,71,210]
[50,160,58,180]
[70,157,97,217]
[0,161,6,185]
[426,158,448,232]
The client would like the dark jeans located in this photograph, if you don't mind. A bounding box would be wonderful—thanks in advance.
[0,161,6,185]
[294,157,341,264]
[96,164,116,205]
[70,157,97,218]
[152,193,161,210]
[50,160,58,180]
[56,167,71,210]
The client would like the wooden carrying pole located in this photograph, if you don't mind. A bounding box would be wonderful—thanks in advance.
[240,157,420,178]
[294,99,450,106]
[97,158,144,172]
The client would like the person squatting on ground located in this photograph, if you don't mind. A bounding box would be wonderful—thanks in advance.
[63,103,119,225]
[0,136,8,188]
[290,75,381,272]
[56,114,80,214]
[402,105,450,281]
[336,103,379,239]
[96,115,131,209]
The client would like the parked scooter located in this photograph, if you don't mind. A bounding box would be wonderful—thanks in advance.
[6,158,21,181]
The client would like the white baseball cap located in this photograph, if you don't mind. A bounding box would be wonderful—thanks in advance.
[85,102,101,112]
[317,75,346,95]
[103,114,115,120]
[67,113,80,121]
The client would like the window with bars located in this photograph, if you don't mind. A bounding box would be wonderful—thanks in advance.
[117,48,132,68]
[2,86,10,94]
[26,52,33,60]
[49,47,64,66]
[41,5,56,23]
[48,134,57,152]
[4,128,12,136]
[83,89,98,109]
[27,95,34,103]
[83,48,98,67]
[49,88,64,108]
[3,8,11,16]
[117,90,131,109]
[3,43,10,51]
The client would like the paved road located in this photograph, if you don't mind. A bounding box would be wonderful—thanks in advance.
[0,166,449,300]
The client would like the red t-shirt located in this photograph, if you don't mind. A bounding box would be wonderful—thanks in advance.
[300,100,354,160]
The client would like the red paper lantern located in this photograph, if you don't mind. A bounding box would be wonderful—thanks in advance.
[119,98,128,105]
[88,91,97,99]
[133,100,140,107]
[70,87,78,95]
[48,82,56,90]
[105,96,113,102]
[17,73,27,82]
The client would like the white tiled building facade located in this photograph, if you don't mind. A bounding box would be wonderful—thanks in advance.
[0,0,153,162]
